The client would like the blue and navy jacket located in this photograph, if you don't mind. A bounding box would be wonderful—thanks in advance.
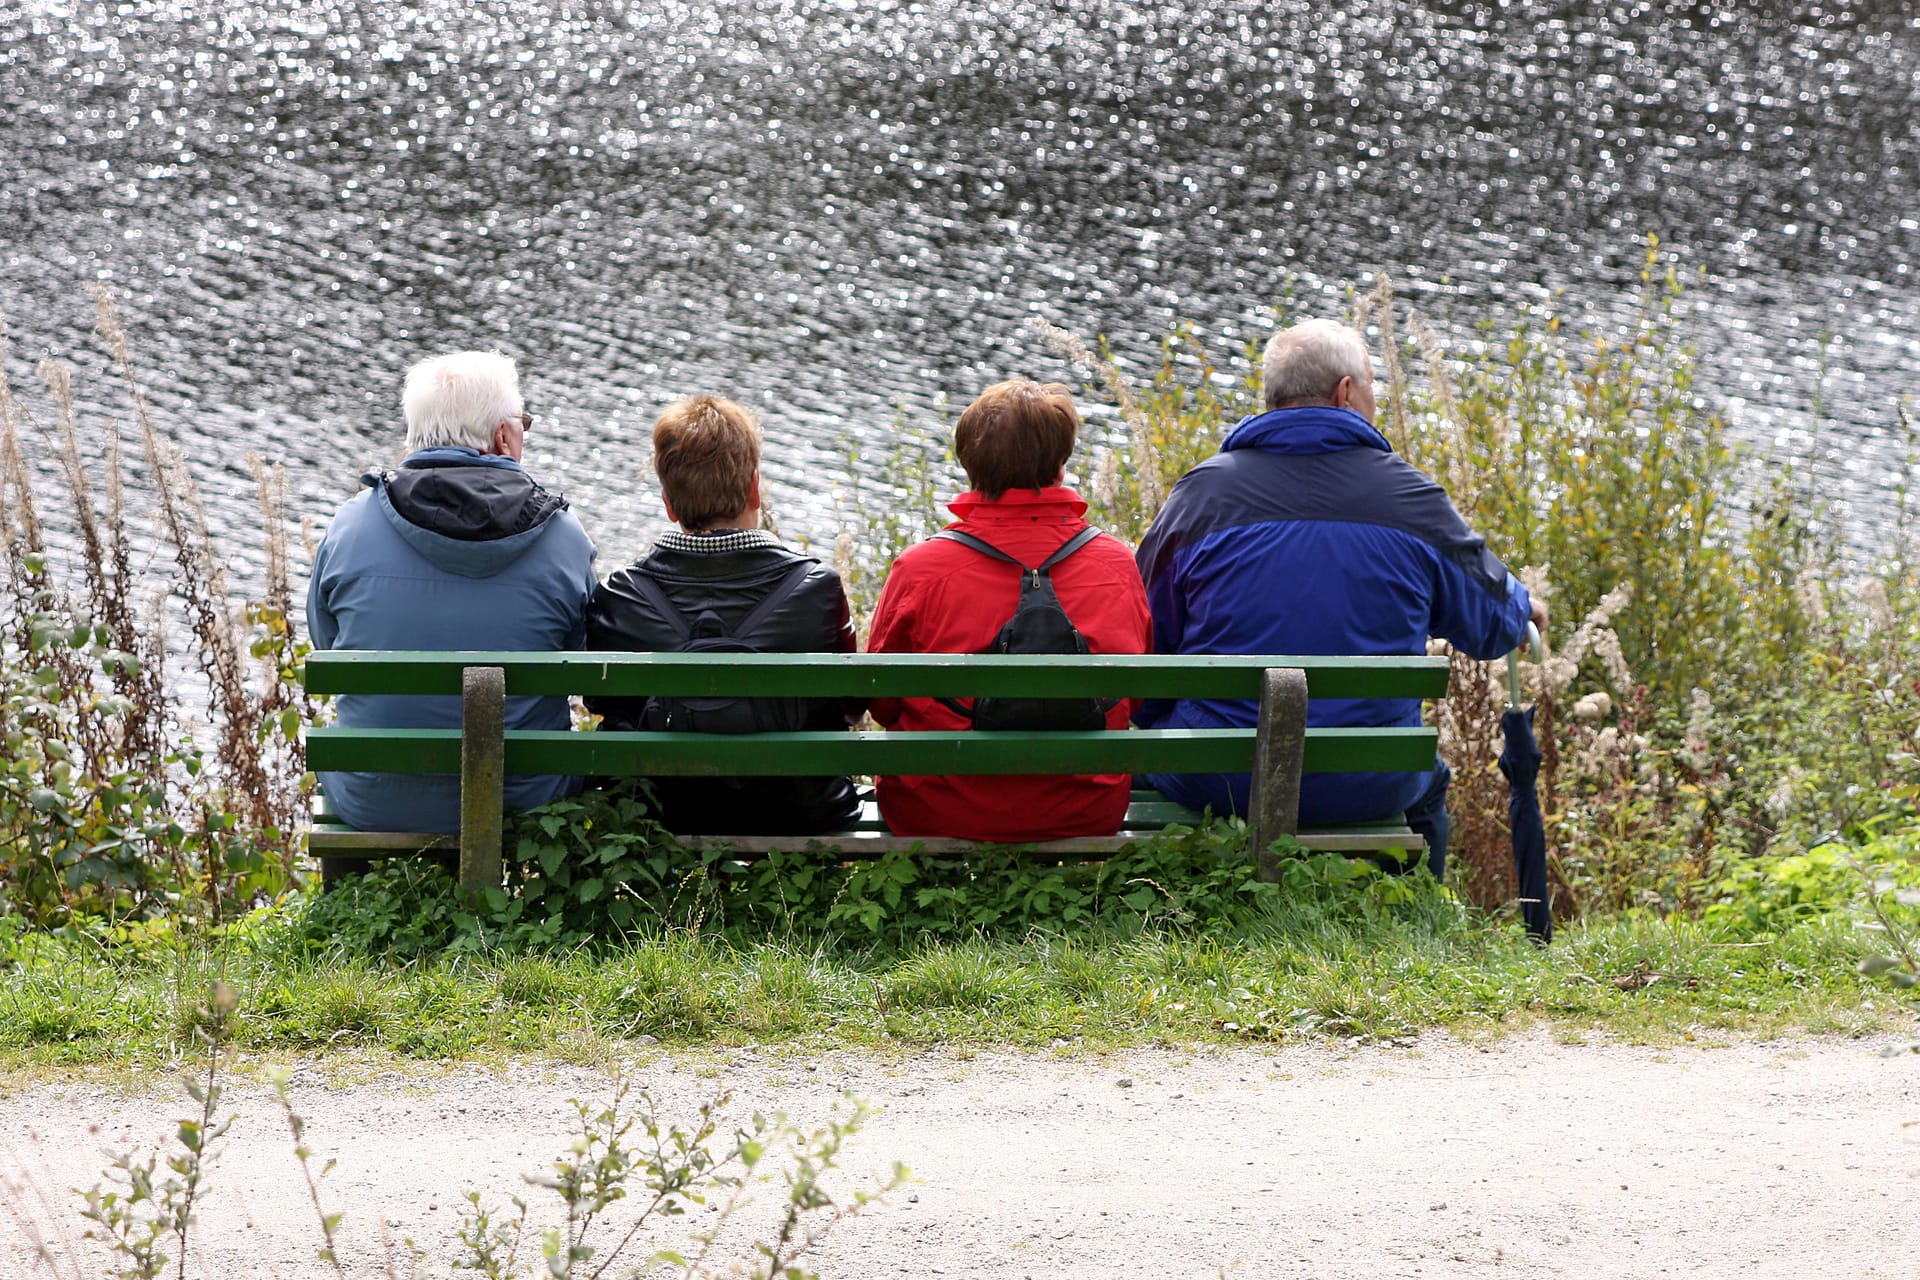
[1134,405,1532,823]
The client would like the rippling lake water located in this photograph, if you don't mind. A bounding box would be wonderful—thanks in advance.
[4,0,1917,588]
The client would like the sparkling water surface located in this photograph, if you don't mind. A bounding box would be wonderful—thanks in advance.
[3,0,1917,589]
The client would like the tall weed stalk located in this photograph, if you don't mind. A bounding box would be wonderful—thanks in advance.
[0,293,314,923]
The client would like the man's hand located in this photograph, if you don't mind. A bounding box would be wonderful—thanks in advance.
[1528,596,1549,649]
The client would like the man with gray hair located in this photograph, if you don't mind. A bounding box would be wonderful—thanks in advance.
[306,351,598,864]
[1134,318,1545,878]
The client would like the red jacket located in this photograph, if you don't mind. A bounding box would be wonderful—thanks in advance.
[866,487,1153,842]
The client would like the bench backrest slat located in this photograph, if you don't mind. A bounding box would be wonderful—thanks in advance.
[306,726,1440,778]
[301,651,1450,700]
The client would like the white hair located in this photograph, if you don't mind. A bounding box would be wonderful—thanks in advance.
[402,351,522,453]
[1261,319,1373,412]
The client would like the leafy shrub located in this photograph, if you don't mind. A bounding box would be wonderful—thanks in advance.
[294,787,1457,958]
[1705,834,1920,936]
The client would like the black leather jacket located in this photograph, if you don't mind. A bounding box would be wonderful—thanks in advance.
[584,538,861,836]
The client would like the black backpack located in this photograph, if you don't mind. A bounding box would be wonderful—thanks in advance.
[623,561,816,734]
[929,526,1117,732]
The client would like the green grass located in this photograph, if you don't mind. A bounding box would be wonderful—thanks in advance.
[0,901,1905,1073]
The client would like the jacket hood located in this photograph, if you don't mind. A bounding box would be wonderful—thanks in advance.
[1221,406,1392,457]
[945,486,1089,522]
[365,448,571,578]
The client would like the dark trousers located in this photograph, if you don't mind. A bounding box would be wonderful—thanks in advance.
[1401,760,1452,880]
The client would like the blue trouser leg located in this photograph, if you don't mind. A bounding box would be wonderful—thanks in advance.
[1400,760,1452,880]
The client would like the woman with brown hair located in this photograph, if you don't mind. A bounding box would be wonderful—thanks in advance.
[866,379,1152,841]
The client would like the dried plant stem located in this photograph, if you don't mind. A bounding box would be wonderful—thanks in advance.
[1033,316,1166,518]
[0,316,46,562]
[36,361,109,610]
[1354,275,1410,451]
[91,285,276,836]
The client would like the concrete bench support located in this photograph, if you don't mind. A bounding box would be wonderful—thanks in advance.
[1248,666,1309,883]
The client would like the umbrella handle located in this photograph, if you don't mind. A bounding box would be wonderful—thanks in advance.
[1506,622,1543,708]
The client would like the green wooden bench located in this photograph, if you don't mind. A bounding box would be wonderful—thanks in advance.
[302,652,1451,900]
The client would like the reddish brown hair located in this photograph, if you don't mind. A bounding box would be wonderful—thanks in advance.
[652,395,760,530]
[953,379,1078,499]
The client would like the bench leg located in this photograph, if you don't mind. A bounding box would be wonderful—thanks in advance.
[460,665,507,904]
[1248,667,1308,883]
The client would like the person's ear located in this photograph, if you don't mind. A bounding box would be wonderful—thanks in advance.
[661,494,679,524]
[492,420,512,454]
[746,470,762,512]
[1331,375,1355,409]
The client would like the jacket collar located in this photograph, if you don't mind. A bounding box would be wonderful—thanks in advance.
[397,445,525,472]
[946,485,1089,522]
[1221,405,1392,457]
[360,449,568,579]
[367,480,559,578]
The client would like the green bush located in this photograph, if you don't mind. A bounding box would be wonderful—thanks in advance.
[291,786,1458,958]
[1705,834,1920,935]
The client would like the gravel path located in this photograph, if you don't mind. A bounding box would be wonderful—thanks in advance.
[4,1034,1917,1278]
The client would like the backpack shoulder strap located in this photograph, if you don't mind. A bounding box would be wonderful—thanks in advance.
[626,570,693,644]
[926,531,1021,724]
[930,529,1030,569]
[1034,526,1104,574]
[728,560,816,642]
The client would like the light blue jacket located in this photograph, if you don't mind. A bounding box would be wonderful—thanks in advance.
[306,447,598,833]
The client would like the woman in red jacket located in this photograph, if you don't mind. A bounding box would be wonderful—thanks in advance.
[866,379,1153,841]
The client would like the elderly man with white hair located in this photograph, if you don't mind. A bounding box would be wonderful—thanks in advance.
[1134,318,1546,879]
[306,351,597,860]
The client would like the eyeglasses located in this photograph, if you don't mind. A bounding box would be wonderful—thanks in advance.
[516,410,533,434]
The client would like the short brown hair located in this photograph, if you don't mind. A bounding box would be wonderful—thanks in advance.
[953,380,1078,499]
[651,395,761,530]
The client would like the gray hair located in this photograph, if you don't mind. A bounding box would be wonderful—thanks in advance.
[1261,319,1373,412]
[402,351,523,453]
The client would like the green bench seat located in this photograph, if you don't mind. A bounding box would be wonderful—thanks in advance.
[306,795,1424,859]
[302,652,1450,899]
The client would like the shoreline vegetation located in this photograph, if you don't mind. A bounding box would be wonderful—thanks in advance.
[3,242,1919,1075]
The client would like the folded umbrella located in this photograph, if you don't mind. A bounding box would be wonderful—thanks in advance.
[1500,623,1552,942]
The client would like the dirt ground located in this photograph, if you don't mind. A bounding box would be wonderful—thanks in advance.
[3,1033,1917,1279]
